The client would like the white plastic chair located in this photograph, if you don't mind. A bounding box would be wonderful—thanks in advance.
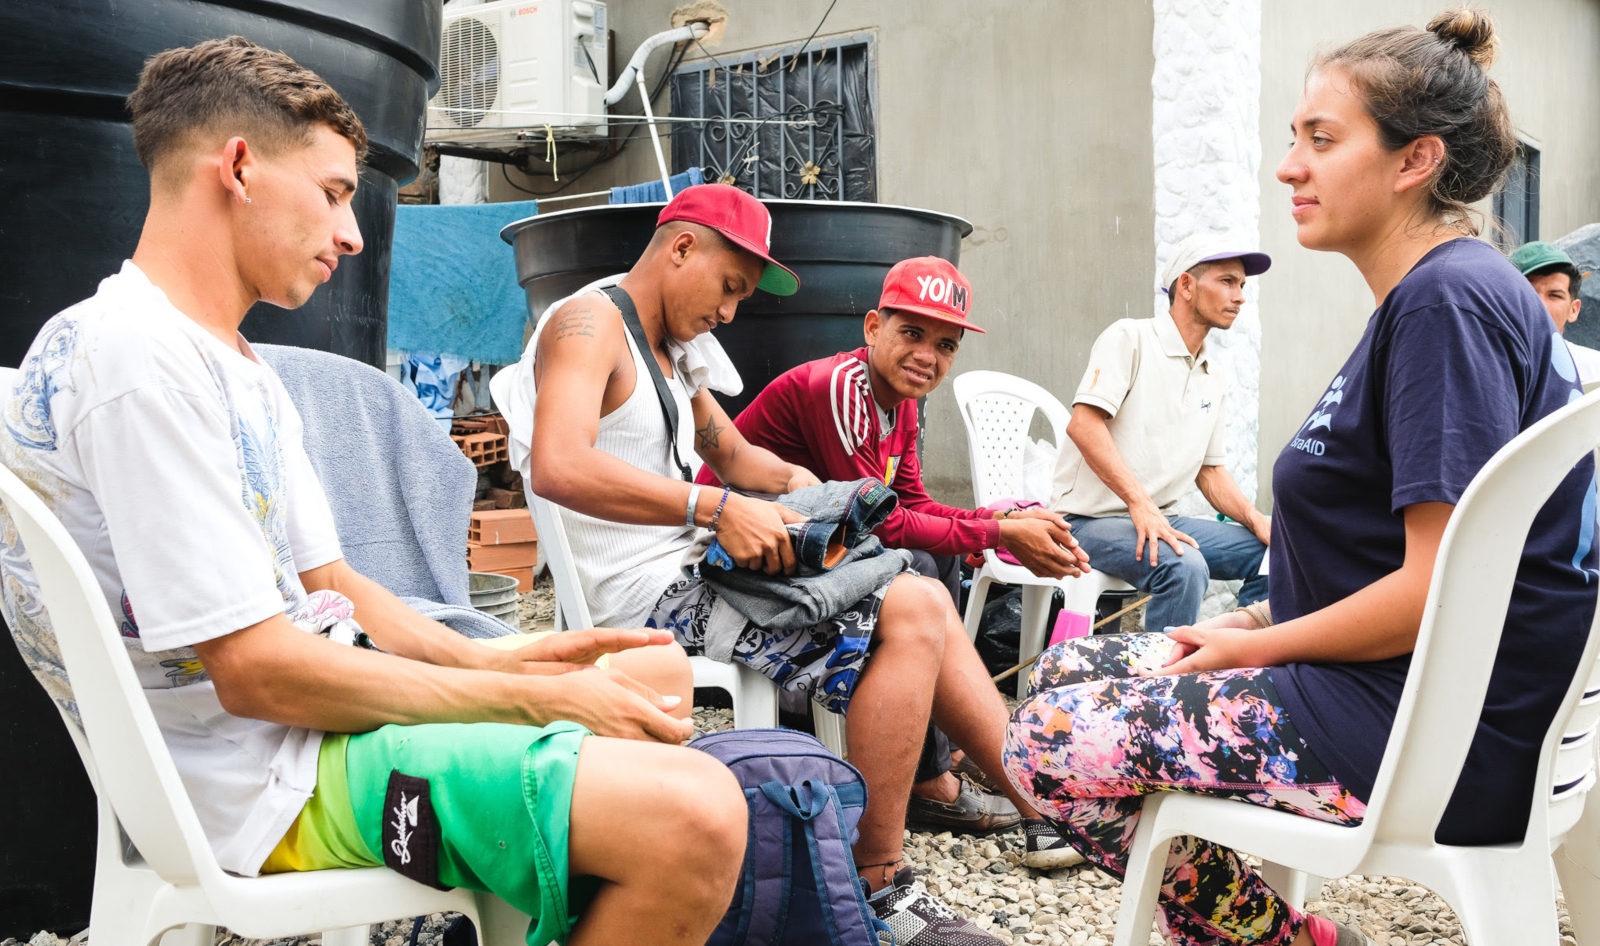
[952,370,1135,696]
[1110,389,1600,946]
[0,462,536,946]
[527,489,850,755]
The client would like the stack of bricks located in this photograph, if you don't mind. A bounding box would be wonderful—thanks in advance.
[452,414,526,512]
[467,508,538,591]
[451,414,509,469]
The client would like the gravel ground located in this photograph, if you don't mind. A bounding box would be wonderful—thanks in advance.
[17,586,1574,946]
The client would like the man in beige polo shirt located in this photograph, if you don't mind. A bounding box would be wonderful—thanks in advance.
[1051,233,1271,632]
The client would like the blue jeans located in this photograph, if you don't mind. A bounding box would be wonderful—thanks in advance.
[1064,514,1269,632]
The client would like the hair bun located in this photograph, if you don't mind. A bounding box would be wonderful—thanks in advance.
[1427,7,1498,67]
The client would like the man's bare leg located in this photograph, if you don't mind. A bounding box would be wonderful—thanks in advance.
[844,574,949,890]
[606,642,695,721]
[911,770,962,803]
[567,737,746,945]
[926,611,1049,819]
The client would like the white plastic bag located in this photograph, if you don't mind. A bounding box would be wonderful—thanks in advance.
[1022,437,1058,505]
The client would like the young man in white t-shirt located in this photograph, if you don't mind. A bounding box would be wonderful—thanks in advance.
[0,37,742,946]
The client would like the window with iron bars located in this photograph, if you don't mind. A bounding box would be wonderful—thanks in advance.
[669,36,877,202]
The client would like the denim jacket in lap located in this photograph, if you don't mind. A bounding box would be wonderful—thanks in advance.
[693,479,914,634]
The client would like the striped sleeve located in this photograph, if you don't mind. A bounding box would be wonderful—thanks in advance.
[828,357,873,457]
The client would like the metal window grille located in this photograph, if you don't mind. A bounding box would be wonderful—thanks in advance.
[1494,142,1541,249]
[669,36,877,201]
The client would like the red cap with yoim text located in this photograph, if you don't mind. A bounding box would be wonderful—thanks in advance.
[876,256,983,333]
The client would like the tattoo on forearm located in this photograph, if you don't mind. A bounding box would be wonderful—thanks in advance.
[696,417,725,451]
[552,305,597,340]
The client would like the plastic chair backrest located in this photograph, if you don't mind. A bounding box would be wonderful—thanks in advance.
[952,370,1071,506]
[0,462,217,885]
[527,491,595,629]
[1363,389,1600,847]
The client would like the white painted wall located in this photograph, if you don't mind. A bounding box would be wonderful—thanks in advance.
[1152,0,1263,515]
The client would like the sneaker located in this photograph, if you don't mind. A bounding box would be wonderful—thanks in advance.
[1020,818,1085,870]
[907,779,1021,833]
[868,866,1006,946]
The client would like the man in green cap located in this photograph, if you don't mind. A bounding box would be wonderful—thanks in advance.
[1510,240,1600,384]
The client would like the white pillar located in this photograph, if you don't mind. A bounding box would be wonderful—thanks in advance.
[1152,0,1263,506]
[439,0,488,206]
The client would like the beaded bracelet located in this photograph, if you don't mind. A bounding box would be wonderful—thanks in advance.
[707,487,732,532]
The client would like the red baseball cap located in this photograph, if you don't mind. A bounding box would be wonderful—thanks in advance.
[877,257,983,333]
[657,184,800,296]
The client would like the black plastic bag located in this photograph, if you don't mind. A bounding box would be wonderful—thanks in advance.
[973,585,1071,678]
[974,588,1023,677]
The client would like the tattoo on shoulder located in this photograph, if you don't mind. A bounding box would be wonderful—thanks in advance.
[696,417,725,451]
[552,304,598,341]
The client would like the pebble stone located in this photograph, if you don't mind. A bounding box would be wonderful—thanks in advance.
[20,589,1577,945]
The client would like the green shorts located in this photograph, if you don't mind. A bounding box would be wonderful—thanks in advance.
[263,721,592,946]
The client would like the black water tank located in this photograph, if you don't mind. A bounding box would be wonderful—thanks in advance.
[0,2,440,934]
[503,200,974,418]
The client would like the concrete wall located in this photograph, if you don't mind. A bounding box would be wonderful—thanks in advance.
[1256,0,1600,505]
[493,0,1155,505]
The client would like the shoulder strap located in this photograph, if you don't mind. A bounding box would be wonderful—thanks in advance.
[602,285,694,482]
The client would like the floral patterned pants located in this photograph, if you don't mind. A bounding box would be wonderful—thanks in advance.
[1003,634,1366,945]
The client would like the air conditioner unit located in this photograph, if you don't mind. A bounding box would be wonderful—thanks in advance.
[429,0,608,140]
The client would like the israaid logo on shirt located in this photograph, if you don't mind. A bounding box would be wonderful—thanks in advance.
[1292,375,1345,457]
[1302,375,1345,432]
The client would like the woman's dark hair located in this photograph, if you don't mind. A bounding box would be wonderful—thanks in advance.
[1314,8,1517,232]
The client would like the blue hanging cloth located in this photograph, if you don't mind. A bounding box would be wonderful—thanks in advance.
[388,199,539,366]
[610,167,705,204]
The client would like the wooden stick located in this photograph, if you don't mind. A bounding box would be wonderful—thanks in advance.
[988,595,1154,684]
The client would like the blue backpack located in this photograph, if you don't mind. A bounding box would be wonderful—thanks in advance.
[692,728,888,946]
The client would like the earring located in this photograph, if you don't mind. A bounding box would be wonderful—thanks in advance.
[244,197,253,203]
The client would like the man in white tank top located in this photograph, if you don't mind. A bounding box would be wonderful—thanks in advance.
[520,184,1059,937]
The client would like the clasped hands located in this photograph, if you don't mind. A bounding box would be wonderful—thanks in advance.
[994,506,1092,579]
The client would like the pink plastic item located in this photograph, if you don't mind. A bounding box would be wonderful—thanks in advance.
[1047,608,1092,648]
[984,498,1045,566]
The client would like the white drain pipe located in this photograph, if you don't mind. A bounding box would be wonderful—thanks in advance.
[604,22,711,200]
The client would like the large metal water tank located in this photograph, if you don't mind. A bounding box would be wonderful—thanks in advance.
[502,200,974,418]
[0,1,441,933]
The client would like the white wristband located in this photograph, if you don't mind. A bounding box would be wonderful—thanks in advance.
[686,484,703,527]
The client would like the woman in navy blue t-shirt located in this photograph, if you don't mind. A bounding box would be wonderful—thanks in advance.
[1005,11,1596,946]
